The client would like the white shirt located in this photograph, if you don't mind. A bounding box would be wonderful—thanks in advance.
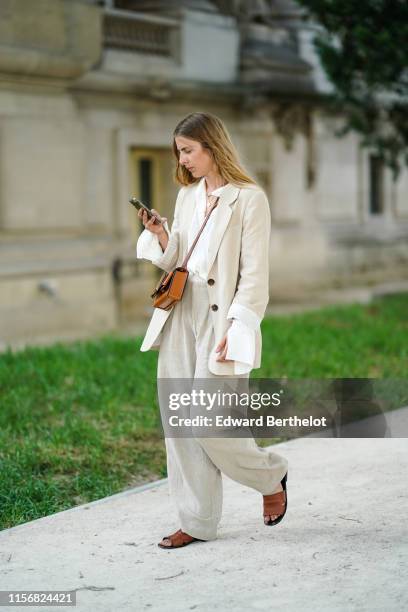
[136,177,260,374]
[186,176,220,279]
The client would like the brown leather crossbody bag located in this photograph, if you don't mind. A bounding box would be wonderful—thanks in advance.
[150,197,219,311]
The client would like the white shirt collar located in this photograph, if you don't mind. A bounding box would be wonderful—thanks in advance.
[194,177,229,215]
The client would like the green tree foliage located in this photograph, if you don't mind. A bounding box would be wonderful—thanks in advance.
[295,0,408,179]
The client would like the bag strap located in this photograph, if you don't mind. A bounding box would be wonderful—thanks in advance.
[180,196,220,269]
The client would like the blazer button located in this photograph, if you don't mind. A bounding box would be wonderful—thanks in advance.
[207,278,215,285]
[211,304,218,311]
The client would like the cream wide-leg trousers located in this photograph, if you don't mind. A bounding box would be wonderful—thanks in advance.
[157,274,289,541]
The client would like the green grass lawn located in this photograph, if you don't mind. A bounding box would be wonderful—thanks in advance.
[0,293,407,530]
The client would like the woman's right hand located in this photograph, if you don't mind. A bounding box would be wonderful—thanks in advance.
[137,208,168,236]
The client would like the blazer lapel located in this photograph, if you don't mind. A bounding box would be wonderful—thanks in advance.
[205,183,240,276]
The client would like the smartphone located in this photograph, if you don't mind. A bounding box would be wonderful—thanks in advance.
[129,197,163,225]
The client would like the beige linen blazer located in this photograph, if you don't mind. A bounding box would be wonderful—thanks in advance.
[139,181,271,376]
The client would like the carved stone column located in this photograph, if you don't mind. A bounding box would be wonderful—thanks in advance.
[271,103,317,188]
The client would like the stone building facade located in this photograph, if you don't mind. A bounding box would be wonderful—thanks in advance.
[0,0,407,345]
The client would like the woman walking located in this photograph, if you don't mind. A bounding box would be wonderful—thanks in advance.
[136,112,288,549]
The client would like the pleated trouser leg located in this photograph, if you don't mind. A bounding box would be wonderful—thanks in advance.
[157,275,288,541]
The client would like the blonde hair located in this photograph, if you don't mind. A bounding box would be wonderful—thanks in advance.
[172,112,256,187]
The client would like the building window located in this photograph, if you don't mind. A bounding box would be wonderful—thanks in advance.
[139,158,153,208]
[369,154,384,215]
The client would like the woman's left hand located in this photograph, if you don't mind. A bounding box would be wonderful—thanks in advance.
[215,334,233,362]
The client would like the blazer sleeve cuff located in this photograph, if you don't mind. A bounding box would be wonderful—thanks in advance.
[225,319,255,374]
[226,302,261,331]
[136,221,170,263]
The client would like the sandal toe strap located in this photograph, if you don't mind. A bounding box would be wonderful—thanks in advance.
[165,529,195,547]
[263,491,286,515]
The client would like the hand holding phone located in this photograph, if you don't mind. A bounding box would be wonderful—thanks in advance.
[129,197,167,236]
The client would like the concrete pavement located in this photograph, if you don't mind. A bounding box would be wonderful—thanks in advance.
[1,433,407,612]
